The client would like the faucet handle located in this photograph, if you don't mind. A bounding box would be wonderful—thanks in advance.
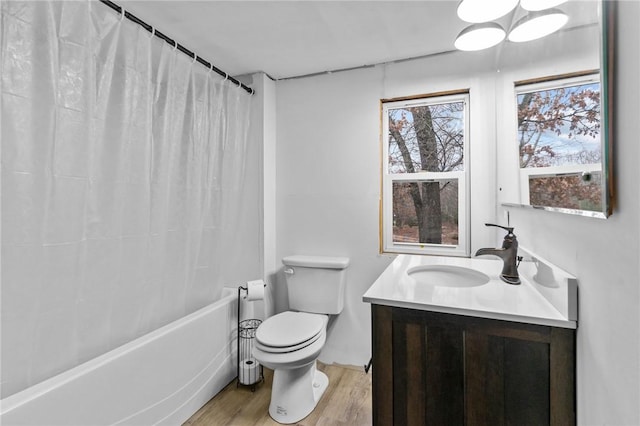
[485,223,514,235]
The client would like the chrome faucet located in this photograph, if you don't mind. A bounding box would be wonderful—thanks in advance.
[475,223,521,285]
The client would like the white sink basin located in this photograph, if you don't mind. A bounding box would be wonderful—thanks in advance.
[407,265,490,288]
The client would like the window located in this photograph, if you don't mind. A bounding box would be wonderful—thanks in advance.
[516,73,602,212]
[381,92,470,256]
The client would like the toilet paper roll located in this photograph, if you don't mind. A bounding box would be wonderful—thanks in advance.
[246,279,265,301]
[239,358,261,385]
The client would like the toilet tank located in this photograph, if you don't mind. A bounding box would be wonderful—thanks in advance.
[282,255,350,315]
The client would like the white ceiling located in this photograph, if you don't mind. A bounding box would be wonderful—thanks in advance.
[118,1,597,81]
[118,0,467,80]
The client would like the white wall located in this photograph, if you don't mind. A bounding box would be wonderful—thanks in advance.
[274,2,640,423]
[275,50,499,366]
[275,67,388,363]
[238,72,278,320]
[498,2,640,424]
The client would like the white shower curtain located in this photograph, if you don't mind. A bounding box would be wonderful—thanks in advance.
[1,1,253,398]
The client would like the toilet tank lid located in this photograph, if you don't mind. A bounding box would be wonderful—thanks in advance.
[282,255,350,270]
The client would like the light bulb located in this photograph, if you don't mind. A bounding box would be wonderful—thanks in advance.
[508,9,569,43]
[455,23,506,51]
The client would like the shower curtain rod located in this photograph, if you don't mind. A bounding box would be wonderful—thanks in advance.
[99,0,255,95]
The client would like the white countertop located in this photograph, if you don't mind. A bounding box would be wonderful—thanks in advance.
[363,252,577,329]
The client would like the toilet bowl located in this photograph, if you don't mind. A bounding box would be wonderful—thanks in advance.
[252,311,329,424]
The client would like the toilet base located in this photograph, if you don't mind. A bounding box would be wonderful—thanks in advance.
[268,361,329,424]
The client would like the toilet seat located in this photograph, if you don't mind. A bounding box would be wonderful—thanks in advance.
[255,331,322,353]
[255,311,326,354]
[253,329,327,370]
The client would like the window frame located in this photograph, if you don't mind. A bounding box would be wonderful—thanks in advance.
[514,73,602,209]
[380,92,470,257]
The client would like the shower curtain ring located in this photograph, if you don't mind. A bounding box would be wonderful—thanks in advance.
[119,8,126,22]
[191,54,197,64]
[149,27,155,39]
[236,80,242,89]
[223,73,228,82]
[209,63,214,73]
[172,42,178,51]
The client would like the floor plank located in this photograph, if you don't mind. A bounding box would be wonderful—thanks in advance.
[183,363,372,426]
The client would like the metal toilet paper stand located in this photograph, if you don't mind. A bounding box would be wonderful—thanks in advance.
[237,284,265,390]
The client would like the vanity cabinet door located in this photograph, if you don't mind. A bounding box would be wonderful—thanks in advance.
[372,305,467,425]
[371,305,575,426]
[464,326,552,425]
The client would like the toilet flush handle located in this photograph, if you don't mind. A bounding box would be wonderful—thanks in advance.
[284,267,295,275]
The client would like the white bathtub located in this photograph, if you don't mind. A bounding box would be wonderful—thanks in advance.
[0,288,238,425]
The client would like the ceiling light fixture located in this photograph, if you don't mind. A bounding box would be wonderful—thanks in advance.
[507,9,569,43]
[454,23,506,51]
[457,0,519,23]
[519,0,569,12]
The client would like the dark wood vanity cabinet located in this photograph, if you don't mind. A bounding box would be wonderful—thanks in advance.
[371,304,575,426]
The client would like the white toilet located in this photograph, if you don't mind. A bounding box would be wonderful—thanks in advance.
[252,255,350,424]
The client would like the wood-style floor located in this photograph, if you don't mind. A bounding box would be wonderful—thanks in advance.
[183,363,372,426]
